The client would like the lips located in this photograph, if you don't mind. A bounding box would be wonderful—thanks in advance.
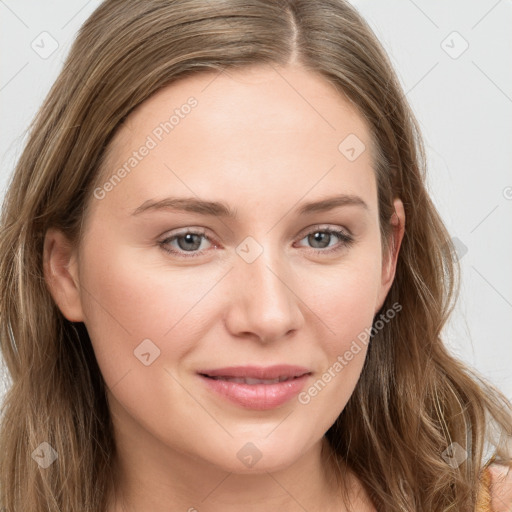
[198,365,311,381]
[197,365,312,410]
[207,376,296,384]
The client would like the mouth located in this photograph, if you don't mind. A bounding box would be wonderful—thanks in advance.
[197,364,311,381]
[200,375,305,384]
[196,365,312,410]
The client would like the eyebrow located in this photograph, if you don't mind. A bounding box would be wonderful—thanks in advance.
[131,194,368,219]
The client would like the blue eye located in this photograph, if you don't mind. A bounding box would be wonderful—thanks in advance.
[296,227,354,254]
[159,226,354,258]
[159,230,213,258]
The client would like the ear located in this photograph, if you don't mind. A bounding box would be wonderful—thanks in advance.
[43,227,85,322]
[375,198,405,313]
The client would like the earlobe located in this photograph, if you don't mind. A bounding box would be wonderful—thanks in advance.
[375,198,406,312]
[43,228,85,322]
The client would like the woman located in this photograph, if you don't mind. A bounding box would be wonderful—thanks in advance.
[0,1,511,510]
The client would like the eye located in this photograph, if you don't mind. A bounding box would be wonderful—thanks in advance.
[159,229,215,258]
[295,226,354,255]
[158,225,355,259]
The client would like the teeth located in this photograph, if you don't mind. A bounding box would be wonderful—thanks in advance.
[212,376,294,384]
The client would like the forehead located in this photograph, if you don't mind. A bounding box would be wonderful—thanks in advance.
[114,64,371,150]
[92,64,377,220]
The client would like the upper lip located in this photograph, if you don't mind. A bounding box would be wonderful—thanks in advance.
[198,365,311,380]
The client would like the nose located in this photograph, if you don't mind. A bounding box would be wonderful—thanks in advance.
[223,247,305,344]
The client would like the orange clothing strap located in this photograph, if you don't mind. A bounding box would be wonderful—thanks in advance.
[476,466,493,512]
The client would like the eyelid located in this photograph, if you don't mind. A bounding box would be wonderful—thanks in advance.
[295,223,353,239]
[159,226,211,241]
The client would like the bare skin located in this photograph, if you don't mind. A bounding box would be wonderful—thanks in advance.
[44,63,404,511]
[488,463,512,512]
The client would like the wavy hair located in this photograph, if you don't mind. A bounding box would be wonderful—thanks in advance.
[1,1,511,510]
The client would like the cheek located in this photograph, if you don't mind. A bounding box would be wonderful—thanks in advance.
[78,240,224,383]
[295,285,374,429]
[299,254,381,345]
[317,279,374,389]
[292,257,380,414]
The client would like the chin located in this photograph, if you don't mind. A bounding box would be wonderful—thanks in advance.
[197,431,316,474]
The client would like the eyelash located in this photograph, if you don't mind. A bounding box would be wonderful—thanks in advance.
[158,226,355,259]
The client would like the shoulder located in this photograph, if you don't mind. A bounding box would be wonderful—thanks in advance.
[478,463,512,512]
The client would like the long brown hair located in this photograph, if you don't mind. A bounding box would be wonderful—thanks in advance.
[1,1,511,510]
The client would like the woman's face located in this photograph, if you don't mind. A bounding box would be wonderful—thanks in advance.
[45,64,404,475]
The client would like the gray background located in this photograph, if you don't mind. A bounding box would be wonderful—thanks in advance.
[1,0,511,404]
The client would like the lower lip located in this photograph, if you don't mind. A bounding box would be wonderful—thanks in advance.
[198,374,310,410]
